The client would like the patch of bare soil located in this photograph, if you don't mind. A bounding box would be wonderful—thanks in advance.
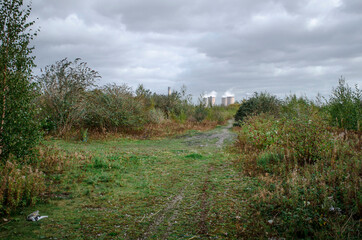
[184,120,236,148]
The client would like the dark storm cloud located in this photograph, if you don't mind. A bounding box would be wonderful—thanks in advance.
[29,0,362,101]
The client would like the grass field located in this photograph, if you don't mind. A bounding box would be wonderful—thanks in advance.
[1,121,254,239]
[1,119,360,239]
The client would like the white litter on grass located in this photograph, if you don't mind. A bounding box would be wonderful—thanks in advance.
[26,211,48,221]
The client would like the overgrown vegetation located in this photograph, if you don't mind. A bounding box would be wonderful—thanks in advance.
[0,2,360,239]
[35,58,238,138]
[233,89,361,238]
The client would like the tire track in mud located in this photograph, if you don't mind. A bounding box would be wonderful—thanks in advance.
[140,182,193,239]
[141,120,234,239]
[197,166,215,236]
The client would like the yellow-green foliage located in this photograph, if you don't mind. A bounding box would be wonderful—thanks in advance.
[0,160,45,216]
[234,112,361,238]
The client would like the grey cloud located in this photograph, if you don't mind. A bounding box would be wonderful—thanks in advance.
[28,0,362,100]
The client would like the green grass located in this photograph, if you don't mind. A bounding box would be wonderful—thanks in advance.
[0,124,247,239]
[2,119,358,239]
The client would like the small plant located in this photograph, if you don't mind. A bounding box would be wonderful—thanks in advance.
[256,152,283,174]
[80,128,88,142]
[92,157,108,169]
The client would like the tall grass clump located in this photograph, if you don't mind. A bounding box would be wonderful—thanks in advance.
[233,92,361,238]
[0,160,45,216]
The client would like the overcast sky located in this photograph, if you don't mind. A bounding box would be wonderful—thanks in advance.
[29,0,362,102]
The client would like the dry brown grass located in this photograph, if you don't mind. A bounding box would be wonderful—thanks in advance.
[65,120,221,141]
[0,160,46,216]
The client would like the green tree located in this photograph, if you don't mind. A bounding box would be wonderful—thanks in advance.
[327,77,361,130]
[37,58,100,135]
[0,0,41,160]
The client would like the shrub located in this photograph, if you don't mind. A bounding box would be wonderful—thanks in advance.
[84,84,146,132]
[36,58,100,135]
[233,106,361,238]
[237,114,279,151]
[147,108,166,124]
[207,107,227,124]
[193,104,209,122]
[327,77,361,131]
[151,86,192,119]
[234,92,280,125]
[0,160,45,216]
[256,152,283,174]
[277,112,334,166]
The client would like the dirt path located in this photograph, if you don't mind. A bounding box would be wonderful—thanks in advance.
[140,120,237,239]
[183,119,236,148]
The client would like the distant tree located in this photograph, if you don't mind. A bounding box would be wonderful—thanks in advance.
[327,77,361,131]
[0,0,41,160]
[37,58,100,135]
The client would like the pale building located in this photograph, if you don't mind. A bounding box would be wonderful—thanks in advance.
[208,96,216,107]
[227,96,235,106]
[221,97,227,106]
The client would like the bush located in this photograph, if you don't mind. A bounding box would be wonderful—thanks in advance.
[83,84,146,132]
[256,152,283,174]
[0,160,45,216]
[238,112,334,167]
[327,77,361,131]
[234,92,280,125]
[36,58,100,135]
[147,108,166,124]
[278,112,333,166]
[233,107,361,238]
[193,104,209,122]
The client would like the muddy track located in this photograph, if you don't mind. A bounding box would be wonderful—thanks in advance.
[141,182,193,239]
[184,120,236,148]
[141,121,235,239]
[198,166,214,236]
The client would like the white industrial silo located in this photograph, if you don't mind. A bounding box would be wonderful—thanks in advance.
[208,96,215,107]
[227,96,235,106]
[222,97,227,106]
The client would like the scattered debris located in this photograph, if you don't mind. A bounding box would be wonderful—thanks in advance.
[26,211,48,221]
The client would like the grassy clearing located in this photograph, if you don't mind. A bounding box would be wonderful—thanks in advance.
[0,124,247,239]
[1,117,360,239]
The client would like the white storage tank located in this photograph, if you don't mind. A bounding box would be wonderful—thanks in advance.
[208,96,215,107]
[227,96,235,106]
[221,97,227,106]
